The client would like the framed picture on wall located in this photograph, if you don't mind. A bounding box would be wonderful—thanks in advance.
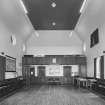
[6,55,16,72]
[90,28,99,48]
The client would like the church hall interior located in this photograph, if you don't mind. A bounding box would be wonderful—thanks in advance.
[0,0,105,105]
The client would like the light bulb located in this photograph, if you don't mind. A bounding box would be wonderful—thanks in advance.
[51,2,56,8]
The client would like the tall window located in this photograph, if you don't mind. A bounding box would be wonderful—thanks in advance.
[96,57,101,79]
[94,56,104,79]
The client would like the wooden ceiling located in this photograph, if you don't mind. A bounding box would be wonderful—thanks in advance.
[24,0,83,30]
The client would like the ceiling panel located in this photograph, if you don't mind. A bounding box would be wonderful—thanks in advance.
[24,0,83,30]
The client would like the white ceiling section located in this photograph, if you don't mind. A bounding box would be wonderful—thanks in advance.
[75,0,105,40]
[0,0,33,41]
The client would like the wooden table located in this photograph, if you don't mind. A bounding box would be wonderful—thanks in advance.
[76,78,88,88]
[87,79,97,89]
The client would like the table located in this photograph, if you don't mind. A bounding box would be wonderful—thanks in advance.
[87,79,97,89]
[76,78,88,88]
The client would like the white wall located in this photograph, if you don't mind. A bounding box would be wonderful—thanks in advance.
[27,30,83,55]
[27,46,83,55]
[75,0,105,77]
[0,20,24,76]
[86,23,105,77]
[0,0,33,76]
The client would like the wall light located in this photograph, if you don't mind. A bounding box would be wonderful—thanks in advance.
[23,44,26,52]
[19,0,28,14]
[83,42,86,52]
[35,31,39,37]
[69,31,73,37]
[11,35,16,46]
[80,0,87,13]
[52,22,56,26]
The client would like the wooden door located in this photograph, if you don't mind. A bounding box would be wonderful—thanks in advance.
[23,66,30,87]
[23,66,35,87]
[38,66,45,84]
[30,67,35,85]
[63,66,72,84]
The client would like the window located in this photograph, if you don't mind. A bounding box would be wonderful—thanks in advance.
[71,65,79,76]
[46,65,63,76]
[96,57,101,79]
[90,28,99,48]
[94,56,104,79]
[5,72,17,79]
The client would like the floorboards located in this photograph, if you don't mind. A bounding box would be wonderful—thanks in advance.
[0,85,105,105]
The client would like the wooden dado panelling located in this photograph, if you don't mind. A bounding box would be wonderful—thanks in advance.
[22,55,86,65]
[0,55,6,81]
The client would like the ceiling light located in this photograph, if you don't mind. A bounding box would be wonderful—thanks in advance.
[80,0,87,13]
[52,22,56,26]
[51,2,56,8]
[19,0,28,14]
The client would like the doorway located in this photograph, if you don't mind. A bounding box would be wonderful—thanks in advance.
[23,66,35,87]
[37,66,45,84]
[63,66,72,84]
[30,67,35,85]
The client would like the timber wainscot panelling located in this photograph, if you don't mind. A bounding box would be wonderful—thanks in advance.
[0,55,6,81]
[22,55,87,65]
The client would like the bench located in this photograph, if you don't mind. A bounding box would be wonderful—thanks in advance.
[0,78,24,98]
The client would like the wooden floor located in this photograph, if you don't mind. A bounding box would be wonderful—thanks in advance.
[0,85,105,105]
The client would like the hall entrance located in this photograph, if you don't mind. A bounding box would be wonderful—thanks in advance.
[63,66,72,84]
[23,66,35,87]
[37,66,46,84]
